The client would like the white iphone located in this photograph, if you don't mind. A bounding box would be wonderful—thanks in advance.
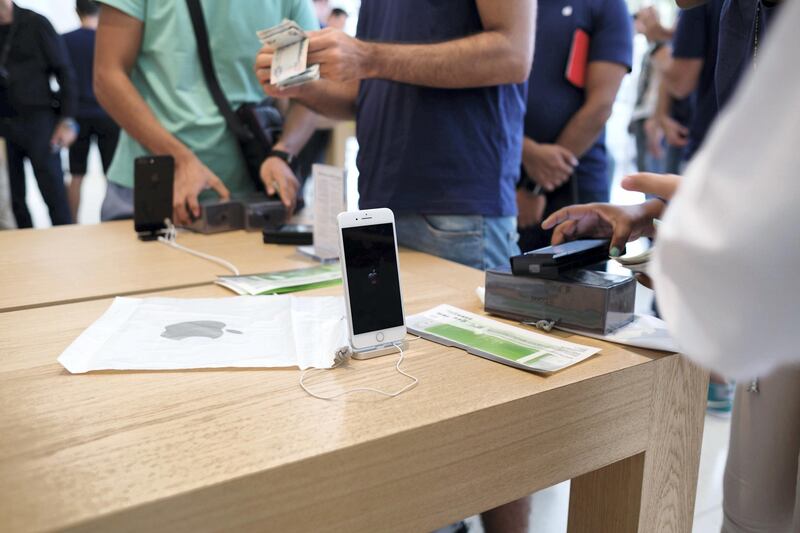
[337,208,407,351]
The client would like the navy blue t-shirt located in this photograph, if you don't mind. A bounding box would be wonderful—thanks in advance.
[524,0,632,197]
[716,0,780,112]
[672,0,723,159]
[355,0,527,217]
[63,27,106,119]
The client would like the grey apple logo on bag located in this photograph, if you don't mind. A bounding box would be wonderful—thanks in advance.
[161,321,243,340]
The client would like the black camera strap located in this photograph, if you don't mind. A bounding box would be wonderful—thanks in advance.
[184,0,253,141]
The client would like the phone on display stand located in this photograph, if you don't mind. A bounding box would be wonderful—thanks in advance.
[134,155,174,240]
[337,208,407,354]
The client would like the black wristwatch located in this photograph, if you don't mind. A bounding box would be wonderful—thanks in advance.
[268,149,298,171]
[518,171,544,195]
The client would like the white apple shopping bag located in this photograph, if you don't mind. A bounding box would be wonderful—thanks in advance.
[57,296,348,373]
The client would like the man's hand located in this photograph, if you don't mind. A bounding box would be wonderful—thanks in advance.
[173,153,230,225]
[523,143,578,192]
[644,117,665,159]
[635,7,672,42]
[622,172,681,200]
[260,156,300,214]
[541,199,666,256]
[516,189,547,229]
[50,120,78,152]
[307,28,373,83]
[658,115,689,148]
[255,44,310,99]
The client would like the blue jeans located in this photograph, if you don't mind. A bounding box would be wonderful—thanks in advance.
[394,214,519,271]
[101,181,134,221]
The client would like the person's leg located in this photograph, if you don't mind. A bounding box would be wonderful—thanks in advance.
[707,375,735,418]
[25,113,71,225]
[722,367,800,533]
[67,175,84,223]
[68,118,92,222]
[481,498,531,533]
[394,213,519,272]
[664,144,685,175]
[394,214,486,269]
[100,181,135,221]
[6,136,32,228]
[95,116,121,174]
[481,215,519,270]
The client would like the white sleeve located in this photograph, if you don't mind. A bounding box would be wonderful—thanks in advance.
[650,0,800,380]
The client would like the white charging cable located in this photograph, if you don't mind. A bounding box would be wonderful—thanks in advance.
[157,219,240,275]
[299,340,419,400]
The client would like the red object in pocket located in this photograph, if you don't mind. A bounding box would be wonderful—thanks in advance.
[565,28,590,89]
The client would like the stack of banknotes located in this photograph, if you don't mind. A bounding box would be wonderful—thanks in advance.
[257,19,320,88]
[614,248,651,274]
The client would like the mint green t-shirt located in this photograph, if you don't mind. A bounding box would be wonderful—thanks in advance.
[99,0,318,194]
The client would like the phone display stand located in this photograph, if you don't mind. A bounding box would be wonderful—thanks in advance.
[298,245,340,264]
[351,341,409,360]
[137,230,164,242]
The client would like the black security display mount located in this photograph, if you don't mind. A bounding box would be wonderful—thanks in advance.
[262,224,313,245]
[510,239,619,279]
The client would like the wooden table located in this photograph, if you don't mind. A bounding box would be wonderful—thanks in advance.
[0,224,707,533]
[0,221,323,313]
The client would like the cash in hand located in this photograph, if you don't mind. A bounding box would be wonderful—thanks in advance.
[257,19,320,88]
[614,248,652,274]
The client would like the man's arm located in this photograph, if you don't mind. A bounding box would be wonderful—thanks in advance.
[675,0,708,8]
[518,62,626,194]
[259,101,318,205]
[286,81,359,121]
[307,0,535,87]
[654,80,689,147]
[257,0,534,119]
[663,58,703,99]
[94,5,228,224]
[555,61,628,157]
[40,20,77,119]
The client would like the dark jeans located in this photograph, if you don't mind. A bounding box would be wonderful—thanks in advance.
[1,111,71,227]
[518,178,609,252]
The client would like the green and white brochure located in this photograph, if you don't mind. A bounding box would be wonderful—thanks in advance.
[407,304,601,373]
[216,264,342,296]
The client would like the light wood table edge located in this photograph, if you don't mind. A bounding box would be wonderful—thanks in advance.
[568,355,708,533]
[46,356,708,533]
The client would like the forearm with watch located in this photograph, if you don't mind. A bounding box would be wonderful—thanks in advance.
[267,101,317,169]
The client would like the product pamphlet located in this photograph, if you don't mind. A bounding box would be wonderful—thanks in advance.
[216,264,342,295]
[407,304,601,373]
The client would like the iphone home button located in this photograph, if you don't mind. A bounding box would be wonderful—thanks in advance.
[376,332,385,343]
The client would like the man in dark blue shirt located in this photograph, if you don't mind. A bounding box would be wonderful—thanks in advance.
[657,0,723,161]
[63,0,119,222]
[256,2,535,529]
[256,0,535,273]
[516,0,633,251]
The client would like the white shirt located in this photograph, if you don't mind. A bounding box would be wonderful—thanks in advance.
[650,0,800,380]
